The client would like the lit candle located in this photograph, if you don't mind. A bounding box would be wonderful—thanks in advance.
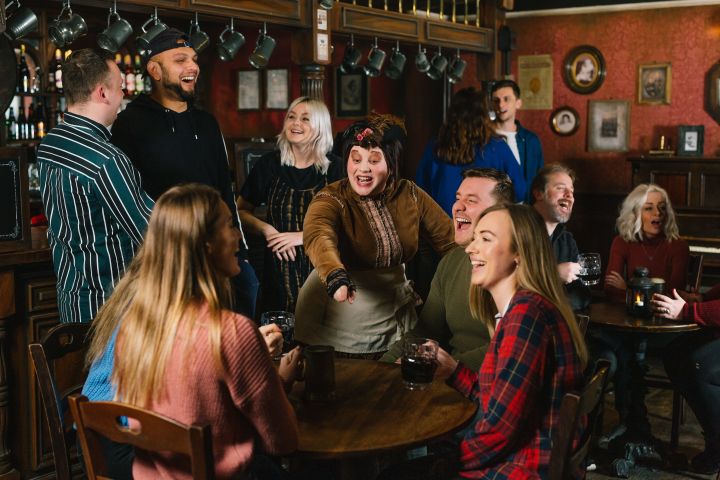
[634,292,644,307]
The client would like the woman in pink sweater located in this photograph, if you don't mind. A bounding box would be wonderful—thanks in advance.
[85,184,301,480]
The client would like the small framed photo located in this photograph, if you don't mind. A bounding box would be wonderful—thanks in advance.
[550,107,580,136]
[237,70,261,110]
[587,100,631,152]
[638,63,671,105]
[265,68,289,110]
[563,45,606,94]
[678,125,704,156]
[335,68,369,119]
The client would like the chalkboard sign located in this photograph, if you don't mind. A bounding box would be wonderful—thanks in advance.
[0,147,30,252]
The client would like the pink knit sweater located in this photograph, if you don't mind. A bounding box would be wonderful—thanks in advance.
[128,306,298,479]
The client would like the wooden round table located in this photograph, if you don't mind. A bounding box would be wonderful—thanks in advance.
[589,302,701,333]
[291,358,477,460]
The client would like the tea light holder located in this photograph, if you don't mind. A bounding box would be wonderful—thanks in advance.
[625,266,654,318]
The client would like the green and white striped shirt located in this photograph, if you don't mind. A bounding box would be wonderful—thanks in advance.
[38,113,154,323]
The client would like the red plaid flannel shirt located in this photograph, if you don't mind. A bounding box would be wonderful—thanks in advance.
[448,289,585,479]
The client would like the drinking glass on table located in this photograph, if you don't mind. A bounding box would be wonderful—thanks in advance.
[577,253,602,286]
[401,337,438,391]
[260,311,295,359]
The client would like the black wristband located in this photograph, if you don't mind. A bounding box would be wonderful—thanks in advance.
[326,268,354,298]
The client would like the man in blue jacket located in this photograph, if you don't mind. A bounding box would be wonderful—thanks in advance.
[491,79,544,202]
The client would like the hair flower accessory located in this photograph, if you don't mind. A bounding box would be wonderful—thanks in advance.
[356,127,373,142]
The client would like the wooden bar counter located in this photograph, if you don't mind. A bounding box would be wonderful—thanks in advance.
[0,248,84,479]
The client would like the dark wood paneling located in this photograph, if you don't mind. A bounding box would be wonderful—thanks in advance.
[425,21,493,53]
[700,173,720,209]
[649,171,690,208]
[338,4,421,39]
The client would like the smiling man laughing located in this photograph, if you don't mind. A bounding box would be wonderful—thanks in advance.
[111,28,260,317]
[531,164,590,311]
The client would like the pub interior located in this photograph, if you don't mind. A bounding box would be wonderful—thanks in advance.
[1,0,720,479]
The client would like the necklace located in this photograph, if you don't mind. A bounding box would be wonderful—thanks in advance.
[640,241,662,261]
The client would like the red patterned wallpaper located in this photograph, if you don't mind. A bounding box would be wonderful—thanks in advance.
[503,5,720,193]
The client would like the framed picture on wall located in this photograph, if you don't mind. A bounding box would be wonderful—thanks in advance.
[563,45,606,94]
[549,106,580,136]
[678,125,704,156]
[237,70,261,110]
[265,68,289,110]
[638,63,671,104]
[587,100,631,152]
[335,68,369,119]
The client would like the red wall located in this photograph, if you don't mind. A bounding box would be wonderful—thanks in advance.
[506,5,720,194]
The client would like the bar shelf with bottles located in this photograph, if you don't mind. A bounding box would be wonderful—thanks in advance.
[4,44,68,146]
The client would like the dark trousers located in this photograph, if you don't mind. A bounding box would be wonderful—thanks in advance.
[663,330,720,441]
[77,437,134,480]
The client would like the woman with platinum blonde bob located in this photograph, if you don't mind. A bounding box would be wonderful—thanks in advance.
[237,96,344,313]
[85,184,301,480]
[595,182,688,449]
[435,203,587,479]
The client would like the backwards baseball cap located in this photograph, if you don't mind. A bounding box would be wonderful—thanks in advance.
[145,28,194,59]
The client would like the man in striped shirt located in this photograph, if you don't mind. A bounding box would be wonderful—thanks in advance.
[38,49,154,324]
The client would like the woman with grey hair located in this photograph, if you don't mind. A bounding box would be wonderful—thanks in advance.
[594,183,688,451]
[237,96,344,312]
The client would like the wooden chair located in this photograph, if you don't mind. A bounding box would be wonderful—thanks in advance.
[687,253,704,292]
[68,394,215,480]
[548,360,610,480]
[28,322,91,480]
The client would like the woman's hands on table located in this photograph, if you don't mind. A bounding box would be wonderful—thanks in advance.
[434,347,459,381]
[605,270,626,290]
[278,346,303,393]
[651,289,686,320]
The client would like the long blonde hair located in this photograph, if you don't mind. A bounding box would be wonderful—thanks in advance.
[616,183,680,242]
[86,184,232,407]
[277,96,333,174]
[469,204,588,368]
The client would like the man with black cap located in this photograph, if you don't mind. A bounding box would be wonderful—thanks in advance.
[111,28,259,317]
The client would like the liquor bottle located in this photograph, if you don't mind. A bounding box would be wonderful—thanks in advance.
[32,66,41,93]
[35,101,46,139]
[19,44,31,94]
[54,49,64,94]
[124,54,135,95]
[27,103,36,139]
[17,106,27,140]
[133,55,144,94]
[6,107,17,140]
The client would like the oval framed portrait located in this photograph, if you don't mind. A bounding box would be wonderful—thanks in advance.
[550,106,580,136]
[563,45,606,94]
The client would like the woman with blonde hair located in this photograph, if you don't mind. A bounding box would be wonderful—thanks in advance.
[237,96,344,313]
[596,183,688,449]
[432,203,586,479]
[415,87,525,216]
[84,184,300,479]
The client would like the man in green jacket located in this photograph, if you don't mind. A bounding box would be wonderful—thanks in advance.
[383,168,515,370]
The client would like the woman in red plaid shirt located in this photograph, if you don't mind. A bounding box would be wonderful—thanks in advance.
[437,203,588,479]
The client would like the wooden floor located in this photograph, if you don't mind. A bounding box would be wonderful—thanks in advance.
[588,374,716,480]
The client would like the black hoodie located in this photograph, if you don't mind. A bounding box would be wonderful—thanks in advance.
[111,94,238,227]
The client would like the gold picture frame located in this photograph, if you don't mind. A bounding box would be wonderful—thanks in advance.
[638,63,671,105]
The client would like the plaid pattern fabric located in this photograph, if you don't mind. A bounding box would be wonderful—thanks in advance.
[448,289,584,480]
[38,113,154,323]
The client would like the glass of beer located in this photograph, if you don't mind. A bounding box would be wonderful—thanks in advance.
[260,311,295,359]
[578,253,602,286]
[401,337,438,390]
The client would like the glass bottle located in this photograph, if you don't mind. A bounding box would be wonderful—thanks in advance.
[133,55,144,94]
[17,106,27,140]
[35,100,46,139]
[19,44,31,94]
[124,54,135,95]
[54,49,64,94]
[27,103,36,139]
[6,107,17,140]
